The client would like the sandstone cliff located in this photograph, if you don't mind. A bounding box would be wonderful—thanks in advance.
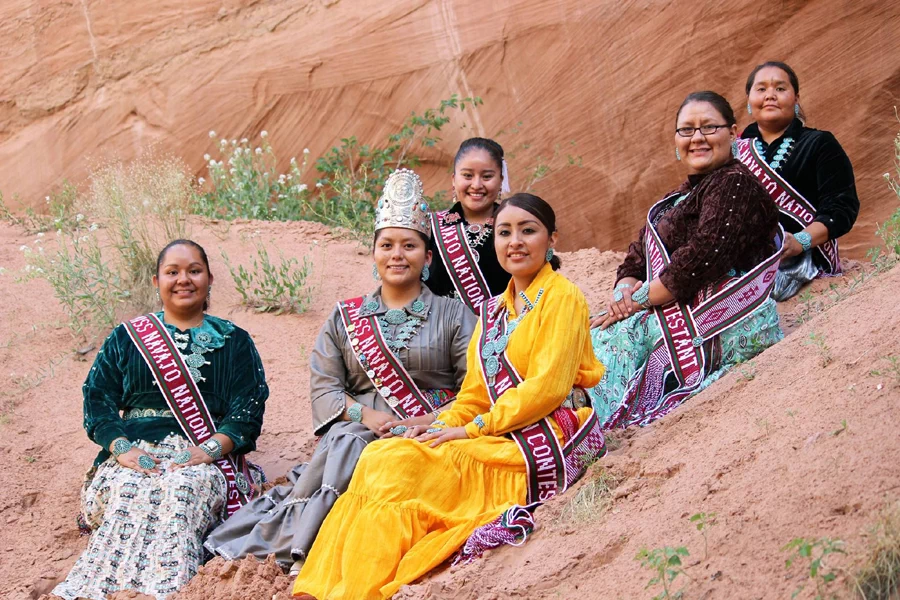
[1,0,898,255]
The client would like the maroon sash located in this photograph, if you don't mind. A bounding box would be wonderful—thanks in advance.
[477,296,606,503]
[735,138,841,275]
[124,313,255,517]
[605,194,784,429]
[338,297,442,419]
[430,211,492,314]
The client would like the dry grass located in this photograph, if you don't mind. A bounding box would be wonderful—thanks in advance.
[852,502,900,599]
[559,468,624,524]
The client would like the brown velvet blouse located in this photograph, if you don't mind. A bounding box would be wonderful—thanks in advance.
[617,160,779,303]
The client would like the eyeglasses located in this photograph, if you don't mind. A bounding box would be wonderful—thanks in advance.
[675,124,730,137]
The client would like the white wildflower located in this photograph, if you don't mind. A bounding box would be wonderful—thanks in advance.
[315,182,323,188]
[208,158,216,166]
[45,196,50,203]
[19,245,27,251]
[260,130,268,138]
[231,139,237,146]
[287,174,293,180]
[209,130,216,138]
[198,177,205,185]
[37,247,44,254]
[0,267,6,275]
[885,172,892,179]
[303,148,310,154]
[241,138,248,144]
[34,238,42,244]
[56,229,62,236]
[89,223,99,231]
[230,168,237,175]
[204,154,211,161]
[290,157,296,164]
[296,184,308,192]
[35,267,44,273]
[255,147,262,155]
[278,174,286,183]
[220,139,227,147]
[233,148,242,156]
[37,232,44,237]
[76,213,84,222]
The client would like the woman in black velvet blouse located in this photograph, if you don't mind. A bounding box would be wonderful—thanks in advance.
[741,60,859,300]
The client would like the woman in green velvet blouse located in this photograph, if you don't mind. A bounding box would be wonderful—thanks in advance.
[53,239,269,600]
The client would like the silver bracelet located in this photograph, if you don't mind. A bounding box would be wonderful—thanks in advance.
[199,438,223,461]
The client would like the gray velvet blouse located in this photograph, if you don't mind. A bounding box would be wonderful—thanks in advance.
[310,285,476,435]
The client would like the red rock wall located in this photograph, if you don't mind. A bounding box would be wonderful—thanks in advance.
[1,0,898,256]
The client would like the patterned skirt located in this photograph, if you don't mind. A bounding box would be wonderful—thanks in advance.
[52,435,226,600]
[587,297,783,427]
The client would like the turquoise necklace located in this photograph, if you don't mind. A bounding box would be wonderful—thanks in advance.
[482,289,544,380]
[372,299,427,352]
[754,136,794,171]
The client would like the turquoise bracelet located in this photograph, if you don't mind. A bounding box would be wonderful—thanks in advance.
[794,231,813,252]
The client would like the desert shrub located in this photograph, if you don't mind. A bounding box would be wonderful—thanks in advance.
[222,244,316,315]
[870,119,900,269]
[0,183,80,234]
[195,95,480,244]
[20,157,192,343]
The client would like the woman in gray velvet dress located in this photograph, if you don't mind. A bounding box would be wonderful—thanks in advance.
[205,169,476,573]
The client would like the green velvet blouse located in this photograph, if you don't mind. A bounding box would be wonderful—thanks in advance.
[83,313,269,465]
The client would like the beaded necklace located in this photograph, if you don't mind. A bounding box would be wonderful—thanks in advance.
[754,136,794,171]
[370,299,427,352]
[173,330,214,382]
[481,289,544,380]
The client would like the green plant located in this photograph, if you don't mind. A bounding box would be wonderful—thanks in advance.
[636,546,690,600]
[196,95,479,244]
[20,157,192,343]
[783,537,846,599]
[0,183,80,234]
[832,419,850,437]
[22,455,37,464]
[689,512,718,560]
[804,332,834,367]
[222,244,316,315]
[736,360,757,382]
[870,356,900,387]
[852,503,900,600]
[875,120,900,264]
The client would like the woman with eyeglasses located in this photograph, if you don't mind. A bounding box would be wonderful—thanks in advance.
[736,61,859,300]
[587,91,784,429]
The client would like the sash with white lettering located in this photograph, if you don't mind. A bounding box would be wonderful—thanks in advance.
[605,194,784,429]
[453,295,607,564]
[430,211,492,314]
[735,138,841,275]
[124,313,255,517]
[338,297,437,419]
[477,296,606,504]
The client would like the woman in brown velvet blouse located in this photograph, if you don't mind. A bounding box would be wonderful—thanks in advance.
[586,91,784,428]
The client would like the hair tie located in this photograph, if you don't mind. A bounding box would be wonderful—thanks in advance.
[501,159,511,194]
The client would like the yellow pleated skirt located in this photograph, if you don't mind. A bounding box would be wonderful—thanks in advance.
[292,407,591,600]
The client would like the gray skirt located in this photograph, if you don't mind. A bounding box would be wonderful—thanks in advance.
[204,419,374,568]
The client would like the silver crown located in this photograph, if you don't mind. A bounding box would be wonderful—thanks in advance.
[374,169,431,237]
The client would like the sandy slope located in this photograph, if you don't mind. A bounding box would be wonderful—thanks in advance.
[0,218,896,599]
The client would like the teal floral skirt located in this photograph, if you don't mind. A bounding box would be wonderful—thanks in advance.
[587,297,783,427]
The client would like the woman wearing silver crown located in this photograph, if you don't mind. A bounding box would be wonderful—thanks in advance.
[205,169,476,575]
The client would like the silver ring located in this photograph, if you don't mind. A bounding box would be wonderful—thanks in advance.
[426,427,442,434]
[592,310,608,319]
[173,450,191,464]
[137,455,155,470]
[613,290,624,302]
[390,425,408,436]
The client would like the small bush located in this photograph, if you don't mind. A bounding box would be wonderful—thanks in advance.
[20,156,192,343]
[559,469,623,523]
[636,545,690,600]
[0,183,80,234]
[222,244,316,315]
[196,95,479,244]
[783,536,846,599]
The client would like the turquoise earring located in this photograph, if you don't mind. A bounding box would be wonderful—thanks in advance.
[545,248,554,262]
[747,103,752,115]
[675,147,681,161]
[372,264,381,281]
[421,264,430,281]
[731,139,738,157]
[794,104,800,117]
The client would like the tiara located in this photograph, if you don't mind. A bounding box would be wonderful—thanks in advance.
[374,169,431,237]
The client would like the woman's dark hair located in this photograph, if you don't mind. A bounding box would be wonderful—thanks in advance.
[494,193,561,271]
[745,61,800,94]
[156,239,212,310]
[744,61,805,122]
[676,91,736,127]
[454,137,504,172]
[372,228,430,248]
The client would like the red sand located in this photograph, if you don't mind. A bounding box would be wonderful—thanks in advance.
[0,218,896,599]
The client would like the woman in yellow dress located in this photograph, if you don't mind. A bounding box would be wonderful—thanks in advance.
[293,192,606,600]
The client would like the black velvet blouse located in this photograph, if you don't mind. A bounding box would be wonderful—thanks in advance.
[741,118,859,244]
[424,202,511,300]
